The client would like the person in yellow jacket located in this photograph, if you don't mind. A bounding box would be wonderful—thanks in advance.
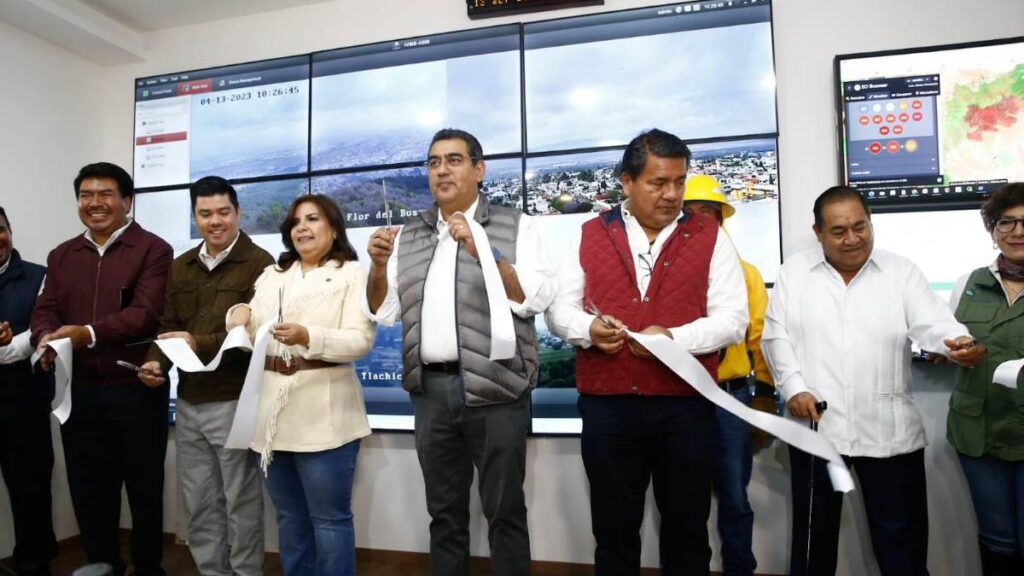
[684,174,776,576]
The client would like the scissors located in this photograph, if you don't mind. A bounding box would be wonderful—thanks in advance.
[382,179,392,230]
[116,360,156,373]
[278,286,284,324]
[585,300,617,329]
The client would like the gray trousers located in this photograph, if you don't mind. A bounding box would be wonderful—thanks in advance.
[412,370,532,576]
[176,398,265,576]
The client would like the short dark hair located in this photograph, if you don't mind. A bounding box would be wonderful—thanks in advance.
[74,162,134,200]
[980,183,1024,233]
[0,206,8,231]
[276,195,358,271]
[190,176,239,211]
[812,186,871,229]
[619,128,692,180]
[429,128,483,161]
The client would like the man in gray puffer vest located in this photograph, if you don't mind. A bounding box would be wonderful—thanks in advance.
[363,128,556,576]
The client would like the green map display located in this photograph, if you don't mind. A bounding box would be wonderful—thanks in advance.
[941,63,1024,182]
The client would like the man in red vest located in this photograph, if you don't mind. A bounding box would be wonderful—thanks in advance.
[546,128,748,575]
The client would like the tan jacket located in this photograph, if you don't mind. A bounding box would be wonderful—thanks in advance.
[244,260,375,456]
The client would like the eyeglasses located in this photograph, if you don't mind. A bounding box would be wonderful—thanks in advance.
[425,154,477,171]
[995,218,1024,233]
[638,252,654,293]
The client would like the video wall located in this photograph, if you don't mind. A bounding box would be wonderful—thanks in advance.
[133,0,781,433]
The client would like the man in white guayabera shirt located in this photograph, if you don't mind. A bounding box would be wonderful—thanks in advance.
[762,185,984,576]
[362,128,556,576]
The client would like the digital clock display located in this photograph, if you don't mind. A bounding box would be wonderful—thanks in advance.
[468,0,604,19]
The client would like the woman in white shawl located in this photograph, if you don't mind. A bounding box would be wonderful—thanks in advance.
[227,194,375,576]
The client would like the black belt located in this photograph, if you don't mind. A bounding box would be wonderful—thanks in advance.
[423,361,461,375]
[720,377,749,393]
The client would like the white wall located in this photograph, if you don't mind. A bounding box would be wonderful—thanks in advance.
[0,18,105,265]
[0,17,111,553]
[5,0,1024,573]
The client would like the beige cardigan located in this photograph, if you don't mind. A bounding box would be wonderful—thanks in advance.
[241,260,375,462]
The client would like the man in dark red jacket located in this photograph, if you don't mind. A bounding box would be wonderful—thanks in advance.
[545,129,748,575]
[31,162,172,576]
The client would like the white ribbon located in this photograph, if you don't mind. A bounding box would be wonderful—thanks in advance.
[993,359,1023,389]
[30,338,73,424]
[224,320,276,449]
[162,322,274,450]
[155,325,253,372]
[445,213,516,361]
[627,331,856,493]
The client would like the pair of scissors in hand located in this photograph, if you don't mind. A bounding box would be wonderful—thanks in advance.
[585,300,617,329]
[116,360,157,374]
[382,179,392,230]
[278,286,284,324]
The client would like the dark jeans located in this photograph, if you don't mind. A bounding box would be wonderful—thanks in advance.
[789,446,929,576]
[579,393,716,576]
[0,386,56,576]
[411,370,531,576]
[263,440,360,576]
[61,383,169,576]
[713,386,755,576]
[957,453,1024,557]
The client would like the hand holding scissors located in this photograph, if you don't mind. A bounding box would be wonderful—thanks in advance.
[585,301,626,354]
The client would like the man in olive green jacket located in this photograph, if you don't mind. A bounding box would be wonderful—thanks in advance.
[140,176,274,576]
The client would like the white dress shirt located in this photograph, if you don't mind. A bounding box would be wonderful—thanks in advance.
[84,219,132,257]
[762,247,969,458]
[544,203,748,354]
[198,232,241,272]
[361,199,558,363]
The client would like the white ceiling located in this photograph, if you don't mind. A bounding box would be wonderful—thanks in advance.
[79,0,336,32]
[0,0,340,65]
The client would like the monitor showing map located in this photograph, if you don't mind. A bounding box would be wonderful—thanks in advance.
[836,36,1024,207]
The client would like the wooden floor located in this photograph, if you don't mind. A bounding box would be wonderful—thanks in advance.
[1,534,744,575]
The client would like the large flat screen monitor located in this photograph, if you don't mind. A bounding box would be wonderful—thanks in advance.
[524,1,776,153]
[311,25,522,172]
[134,56,310,190]
[836,36,1024,208]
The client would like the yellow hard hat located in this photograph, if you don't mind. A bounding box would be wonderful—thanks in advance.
[684,174,735,219]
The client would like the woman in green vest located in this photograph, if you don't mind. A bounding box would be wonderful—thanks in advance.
[949,182,1024,575]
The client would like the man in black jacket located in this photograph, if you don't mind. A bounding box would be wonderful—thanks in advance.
[0,206,56,576]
